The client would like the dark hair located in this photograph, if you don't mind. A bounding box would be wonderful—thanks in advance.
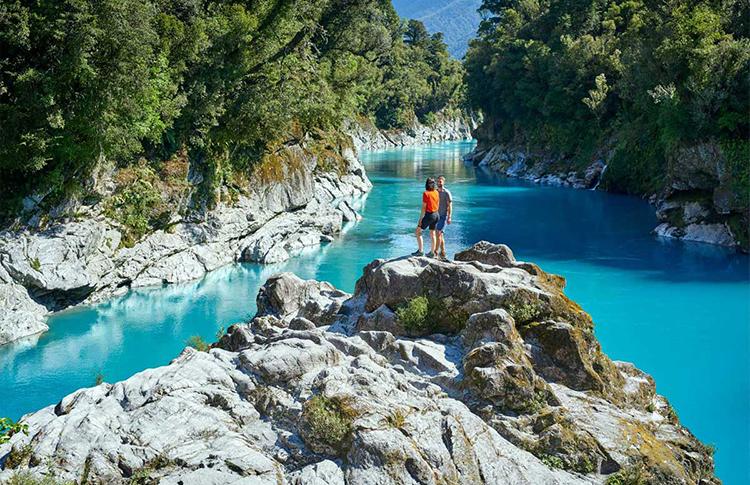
[425,177,436,190]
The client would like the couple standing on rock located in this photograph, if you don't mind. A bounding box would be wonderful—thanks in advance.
[414,175,452,260]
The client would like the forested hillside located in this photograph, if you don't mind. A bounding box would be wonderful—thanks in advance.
[0,0,464,222]
[465,0,749,248]
[392,0,482,58]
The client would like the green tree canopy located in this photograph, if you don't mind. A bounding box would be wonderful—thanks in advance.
[465,0,749,195]
[0,0,465,213]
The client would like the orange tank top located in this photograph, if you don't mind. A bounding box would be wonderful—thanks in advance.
[423,190,439,213]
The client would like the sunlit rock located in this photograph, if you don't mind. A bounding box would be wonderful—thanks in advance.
[0,242,717,484]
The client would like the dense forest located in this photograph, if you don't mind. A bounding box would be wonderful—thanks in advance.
[0,0,464,220]
[465,0,748,202]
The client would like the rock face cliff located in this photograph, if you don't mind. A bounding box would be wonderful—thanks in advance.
[0,243,717,484]
[466,141,748,252]
[347,115,476,152]
[0,143,371,346]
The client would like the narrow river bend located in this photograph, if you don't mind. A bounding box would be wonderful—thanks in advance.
[1,141,748,483]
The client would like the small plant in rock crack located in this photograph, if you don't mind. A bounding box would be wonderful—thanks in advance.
[396,296,430,333]
[605,464,648,485]
[395,295,467,335]
[301,395,358,454]
[4,471,75,485]
[186,335,209,352]
[540,454,565,469]
[0,417,28,444]
[386,409,407,429]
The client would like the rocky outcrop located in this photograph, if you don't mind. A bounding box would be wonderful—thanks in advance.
[465,144,607,190]
[0,145,371,346]
[0,242,717,484]
[466,141,748,251]
[346,114,476,152]
[651,143,748,249]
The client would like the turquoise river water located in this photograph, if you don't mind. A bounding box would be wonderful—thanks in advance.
[1,141,748,483]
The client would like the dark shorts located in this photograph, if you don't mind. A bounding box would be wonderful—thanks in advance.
[420,211,439,230]
[436,214,448,232]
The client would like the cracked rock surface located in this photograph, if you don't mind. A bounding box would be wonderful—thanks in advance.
[0,242,717,484]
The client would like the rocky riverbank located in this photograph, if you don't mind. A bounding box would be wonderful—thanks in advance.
[465,142,748,252]
[347,114,476,152]
[0,142,371,346]
[0,242,717,484]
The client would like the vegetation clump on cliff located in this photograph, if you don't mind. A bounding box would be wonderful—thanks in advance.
[300,394,358,456]
[0,0,465,222]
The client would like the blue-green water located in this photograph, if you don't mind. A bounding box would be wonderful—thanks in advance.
[1,141,748,483]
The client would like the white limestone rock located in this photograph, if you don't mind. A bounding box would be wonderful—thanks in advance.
[0,243,717,484]
[0,265,48,345]
[0,144,371,344]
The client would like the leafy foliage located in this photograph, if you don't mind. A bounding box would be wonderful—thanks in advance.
[0,1,464,216]
[605,464,648,485]
[3,472,74,485]
[186,335,209,352]
[540,454,565,469]
[465,0,749,196]
[395,294,467,335]
[0,417,28,445]
[395,295,430,333]
[301,395,358,453]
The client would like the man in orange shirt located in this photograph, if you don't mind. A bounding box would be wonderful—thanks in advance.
[414,177,440,257]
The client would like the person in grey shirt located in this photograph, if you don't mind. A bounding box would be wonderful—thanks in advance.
[435,175,452,260]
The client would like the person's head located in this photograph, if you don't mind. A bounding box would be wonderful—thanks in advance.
[425,177,436,191]
[437,175,445,189]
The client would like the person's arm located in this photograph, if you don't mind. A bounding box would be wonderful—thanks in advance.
[418,201,427,226]
[447,192,453,224]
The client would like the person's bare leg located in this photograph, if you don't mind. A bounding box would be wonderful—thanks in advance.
[438,231,446,256]
[415,226,423,253]
[430,229,437,255]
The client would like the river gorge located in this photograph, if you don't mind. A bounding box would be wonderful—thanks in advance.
[1,141,748,484]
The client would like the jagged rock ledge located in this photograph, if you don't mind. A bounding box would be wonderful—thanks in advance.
[346,114,476,152]
[0,242,717,484]
[0,144,371,346]
[465,143,747,251]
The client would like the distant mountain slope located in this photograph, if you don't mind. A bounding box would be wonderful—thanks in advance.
[392,0,482,58]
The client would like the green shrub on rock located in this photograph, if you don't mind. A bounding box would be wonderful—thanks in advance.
[300,395,358,455]
[395,296,430,333]
[186,336,209,352]
[0,417,27,444]
[4,444,32,469]
[605,464,647,485]
[540,454,564,469]
[395,295,468,336]
[4,472,74,485]
[504,292,545,325]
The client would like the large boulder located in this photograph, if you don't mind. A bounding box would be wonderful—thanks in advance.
[0,220,120,307]
[257,273,350,325]
[0,265,48,345]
